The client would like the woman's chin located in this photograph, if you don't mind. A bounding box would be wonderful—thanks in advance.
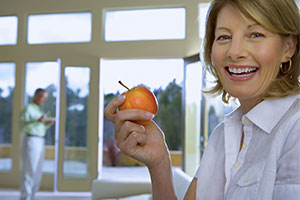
[227,90,260,101]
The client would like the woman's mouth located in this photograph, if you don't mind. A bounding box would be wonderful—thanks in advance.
[225,66,258,81]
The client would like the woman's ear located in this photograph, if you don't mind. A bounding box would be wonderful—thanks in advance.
[282,35,298,62]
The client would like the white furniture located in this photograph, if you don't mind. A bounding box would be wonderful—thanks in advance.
[173,168,193,200]
[91,167,192,200]
[92,167,152,200]
[92,178,152,199]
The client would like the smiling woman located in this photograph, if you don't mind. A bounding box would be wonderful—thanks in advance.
[194,0,300,199]
[204,1,300,105]
[210,4,296,113]
[104,0,300,199]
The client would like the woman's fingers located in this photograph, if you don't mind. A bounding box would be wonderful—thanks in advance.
[104,95,125,122]
[104,96,154,125]
[104,96,161,165]
[118,131,147,157]
[114,109,153,128]
[115,121,145,144]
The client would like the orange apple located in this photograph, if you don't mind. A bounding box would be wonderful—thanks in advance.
[118,81,158,125]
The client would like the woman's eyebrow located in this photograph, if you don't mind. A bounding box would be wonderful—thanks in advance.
[215,26,231,32]
[248,23,261,29]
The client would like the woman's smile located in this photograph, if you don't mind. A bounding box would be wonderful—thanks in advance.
[225,65,259,81]
[211,4,289,108]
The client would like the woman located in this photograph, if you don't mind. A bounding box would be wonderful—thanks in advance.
[104,0,300,199]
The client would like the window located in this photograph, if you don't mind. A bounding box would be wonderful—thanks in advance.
[0,63,15,171]
[104,8,186,41]
[64,66,90,178]
[27,12,92,44]
[100,59,183,169]
[0,16,18,45]
[204,68,238,140]
[184,60,203,175]
[198,3,210,39]
[25,61,59,173]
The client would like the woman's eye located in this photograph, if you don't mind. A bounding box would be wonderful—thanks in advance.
[250,33,264,38]
[216,35,231,41]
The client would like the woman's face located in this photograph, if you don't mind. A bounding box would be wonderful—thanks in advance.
[211,4,291,106]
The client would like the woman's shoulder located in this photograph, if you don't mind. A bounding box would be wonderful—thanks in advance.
[206,122,225,146]
[281,94,300,127]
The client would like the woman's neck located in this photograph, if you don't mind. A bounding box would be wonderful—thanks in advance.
[239,97,263,115]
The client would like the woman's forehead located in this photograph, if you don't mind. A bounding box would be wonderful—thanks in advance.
[215,4,257,28]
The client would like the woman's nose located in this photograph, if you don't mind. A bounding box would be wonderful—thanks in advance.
[226,38,248,61]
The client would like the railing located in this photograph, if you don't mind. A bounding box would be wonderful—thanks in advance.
[0,144,182,166]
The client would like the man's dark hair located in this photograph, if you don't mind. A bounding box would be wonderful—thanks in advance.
[34,88,47,96]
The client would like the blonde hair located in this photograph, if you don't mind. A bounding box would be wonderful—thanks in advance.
[203,0,300,103]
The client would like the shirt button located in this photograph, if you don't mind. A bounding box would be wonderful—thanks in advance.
[244,117,251,125]
[234,163,240,168]
[242,143,247,149]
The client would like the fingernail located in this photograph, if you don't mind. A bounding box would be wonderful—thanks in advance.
[118,95,125,101]
[145,112,154,119]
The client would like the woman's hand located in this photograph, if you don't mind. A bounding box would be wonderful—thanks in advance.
[105,96,178,199]
[104,95,170,169]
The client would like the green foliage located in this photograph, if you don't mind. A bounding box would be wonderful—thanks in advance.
[0,80,183,153]
[65,85,88,147]
[0,87,13,144]
[43,84,57,145]
[154,79,182,150]
[103,93,119,143]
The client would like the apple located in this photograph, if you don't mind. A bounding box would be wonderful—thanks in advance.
[118,81,158,125]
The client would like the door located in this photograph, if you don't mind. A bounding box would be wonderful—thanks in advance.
[56,56,99,191]
[183,54,204,176]
[24,60,60,190]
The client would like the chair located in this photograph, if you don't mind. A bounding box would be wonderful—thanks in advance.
[92,178,152,200]
[91,167,192,200]
[172,168,193,200]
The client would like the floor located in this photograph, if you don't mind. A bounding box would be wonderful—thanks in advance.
[0,166,153,200]
[0,189,152,200]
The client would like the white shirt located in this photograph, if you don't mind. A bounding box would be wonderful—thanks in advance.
[194,94,300,200]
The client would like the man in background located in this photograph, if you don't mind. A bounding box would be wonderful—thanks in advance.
[19,88,55,200]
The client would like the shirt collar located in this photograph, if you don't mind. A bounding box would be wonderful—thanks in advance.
[29,102,41,109]
[224,106,243,123]
[245,94,300,134]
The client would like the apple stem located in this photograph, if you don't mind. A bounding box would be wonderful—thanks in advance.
[118,81,130,91]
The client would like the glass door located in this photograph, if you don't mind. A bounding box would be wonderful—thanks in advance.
[183,54,203,177]
[24,60,60,189]
[56,57,98,191]
[0,63,15,172]
[23,57,98,191]
[99,58,184,181]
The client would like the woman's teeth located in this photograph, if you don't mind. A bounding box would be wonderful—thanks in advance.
[227,67,257,77]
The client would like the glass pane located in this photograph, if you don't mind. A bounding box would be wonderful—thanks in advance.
[105,8,186,41]
[184,61,202,176]
[28,13,92,44]
[198,3,210,39]
[0,16,18,45]
[64,67,90,178]
[25,62,59,173]
[204,70,238,141]
[100,59,183,176]
[0,63,15,171]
